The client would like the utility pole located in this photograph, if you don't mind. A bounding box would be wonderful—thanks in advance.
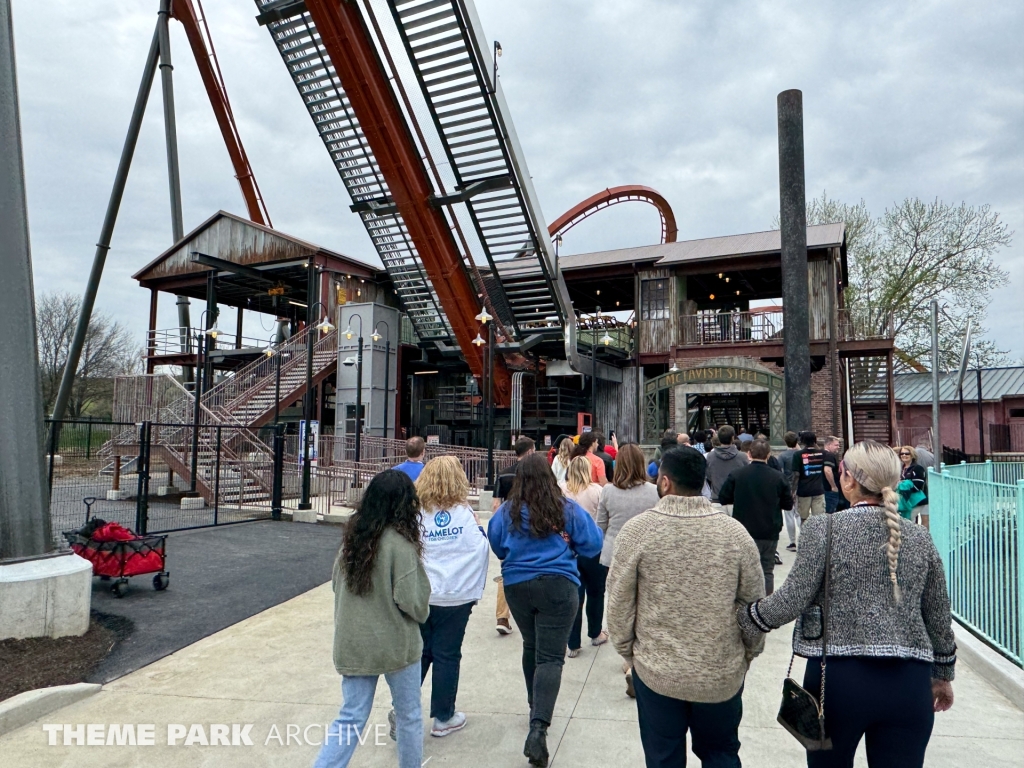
[0,0,52,560]
[930,300,941,461]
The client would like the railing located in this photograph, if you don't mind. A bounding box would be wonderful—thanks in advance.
[316,435,517,490]
[930,462,1023,666]
[577,315,633,354]
[676,306,893,347]
[146,326,269,357]
[991,424,1024,454]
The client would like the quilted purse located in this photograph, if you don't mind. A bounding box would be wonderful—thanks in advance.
[777,513,834,751]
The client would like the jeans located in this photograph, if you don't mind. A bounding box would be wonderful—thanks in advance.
[420,602,474,721]
[633,667,742,768]
[803,657,934,768]
[568,555,608,650]
[753,537,779,594]
[313,660,422,768]
[824,490,841,515]
[504,574,579,725]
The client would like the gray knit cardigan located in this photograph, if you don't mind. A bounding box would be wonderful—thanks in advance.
[738,506,957,681]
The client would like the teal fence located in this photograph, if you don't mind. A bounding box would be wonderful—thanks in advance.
[929,462,1024,667]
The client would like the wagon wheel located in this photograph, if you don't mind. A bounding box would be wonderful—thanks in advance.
[153,573,170,591]
[111,580,129,598]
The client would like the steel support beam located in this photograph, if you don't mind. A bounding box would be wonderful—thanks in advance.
[0,0,52,559]
[777,89,811,433]
[158,0,193,364]
[303,0,512,404]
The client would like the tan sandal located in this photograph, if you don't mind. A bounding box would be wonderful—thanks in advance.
[591,631,609,646]
[567,647,581,658]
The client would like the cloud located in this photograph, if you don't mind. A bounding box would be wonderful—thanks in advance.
[13,0,1023,359]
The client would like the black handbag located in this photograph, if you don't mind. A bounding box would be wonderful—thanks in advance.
[777,513,834,751]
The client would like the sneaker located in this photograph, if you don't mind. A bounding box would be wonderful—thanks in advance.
[591,631,609,646]
[524,722,549,767]
[388,709,396,741]
[774,551,783,565]
[431,712,467,737]
[496,618,512,635]
[786,543,797,551]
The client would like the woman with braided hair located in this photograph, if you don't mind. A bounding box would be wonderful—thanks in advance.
[737,440,956,768]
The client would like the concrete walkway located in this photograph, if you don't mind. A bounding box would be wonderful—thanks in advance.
[3,547,1022,767]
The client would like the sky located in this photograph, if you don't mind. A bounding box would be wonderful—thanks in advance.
[12,0,1024,360]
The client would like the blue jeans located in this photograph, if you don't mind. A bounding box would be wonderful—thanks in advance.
[420,602,474,721]
[633,666,742,768]
[313,660,422,768]
[825,490,841,515]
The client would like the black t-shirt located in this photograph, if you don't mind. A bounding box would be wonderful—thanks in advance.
[495,460,522,500]
[822,451,839,492]
[596,450,614,481]
[792,447,826,497]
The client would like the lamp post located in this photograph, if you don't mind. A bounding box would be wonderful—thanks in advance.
[372,321,391,439]
[473,307,494,488]
[592,306,600,426]
[298,301,336,511]
[343,314,365,463]
[189,314,219,494]
[263,342,291,426]
[491,40,502,93]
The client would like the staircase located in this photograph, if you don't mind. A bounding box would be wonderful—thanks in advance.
[104,325,338,503]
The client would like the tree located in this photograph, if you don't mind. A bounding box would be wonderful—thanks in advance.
[36,292,142,418]
[799,193,1013,372]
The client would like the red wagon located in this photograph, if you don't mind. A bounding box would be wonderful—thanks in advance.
[63,498,170,598]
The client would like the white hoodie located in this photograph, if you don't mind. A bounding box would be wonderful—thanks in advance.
[419,503,490,607]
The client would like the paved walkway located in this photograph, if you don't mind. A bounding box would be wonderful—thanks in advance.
[3,544,1022,767]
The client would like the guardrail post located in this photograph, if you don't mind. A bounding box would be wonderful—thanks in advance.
[271,424,284,521]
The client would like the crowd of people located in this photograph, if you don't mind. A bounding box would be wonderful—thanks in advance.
[313,424,955,768]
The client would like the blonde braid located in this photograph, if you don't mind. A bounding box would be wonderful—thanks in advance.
[842,440,904,602]
[880,485,903,602]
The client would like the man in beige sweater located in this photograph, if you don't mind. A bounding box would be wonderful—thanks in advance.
[607,446,765,767]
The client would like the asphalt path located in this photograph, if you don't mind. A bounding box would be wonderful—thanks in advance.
[85,520,343,683]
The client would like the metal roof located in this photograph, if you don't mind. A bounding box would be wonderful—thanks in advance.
[499,223,845,278]
[880,367,1024,404]
[133,210,379,283]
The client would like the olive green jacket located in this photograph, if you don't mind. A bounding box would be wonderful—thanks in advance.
[332,528,431,676]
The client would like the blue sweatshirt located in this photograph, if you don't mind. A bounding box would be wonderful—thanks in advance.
[487,499,603,587]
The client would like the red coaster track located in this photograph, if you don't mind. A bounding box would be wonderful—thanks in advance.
[549,185,678,244]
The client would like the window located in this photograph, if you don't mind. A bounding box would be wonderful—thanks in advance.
[1010,408,1024,419]
[641,279,669,321]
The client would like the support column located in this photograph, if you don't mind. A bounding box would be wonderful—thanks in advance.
[778,89,811,433]
[157,0,192,369]
[0,0,51,560]
[147,289,159,374]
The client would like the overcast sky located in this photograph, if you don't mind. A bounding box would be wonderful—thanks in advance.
[13,0,1024,360]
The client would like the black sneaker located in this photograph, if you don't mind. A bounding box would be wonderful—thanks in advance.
[786,543,797,552]
[774,551,783,565]
[524,722,549,767]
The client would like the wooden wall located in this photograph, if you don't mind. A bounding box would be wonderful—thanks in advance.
[639,268,676,354]
[595,367,640,443]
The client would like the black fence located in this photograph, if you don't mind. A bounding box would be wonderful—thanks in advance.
[45,420,285,548]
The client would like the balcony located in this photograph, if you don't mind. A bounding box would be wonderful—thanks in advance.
[677,306,892,348]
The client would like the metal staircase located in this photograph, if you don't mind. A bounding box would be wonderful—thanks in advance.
[254,0,582,397]
[256,1,453,343]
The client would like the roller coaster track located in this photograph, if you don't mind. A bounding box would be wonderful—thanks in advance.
[549,185,678,244]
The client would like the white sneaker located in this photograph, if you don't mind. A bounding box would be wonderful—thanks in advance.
[431,711,467,737]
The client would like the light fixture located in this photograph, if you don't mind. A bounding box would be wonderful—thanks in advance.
[670,361,680,372]
[356,289,361,297]
[413,370,440,375]
[600,333,613,346]
[596,289,601,296]
[371,330,381,342]
[342,356,356,368]
[344,324,354,340]
[494,40,502,58]
[288,300,308,308]
[709,293,716,300]
[725,277,730,283]
[472,333,486,346]
[205,324,219,339]
[475,307,492,324]
[735,290,741,296]
[717,273,723,279]
[264,343,275,357]
[615,300,620,307]
[316,316,336,334]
